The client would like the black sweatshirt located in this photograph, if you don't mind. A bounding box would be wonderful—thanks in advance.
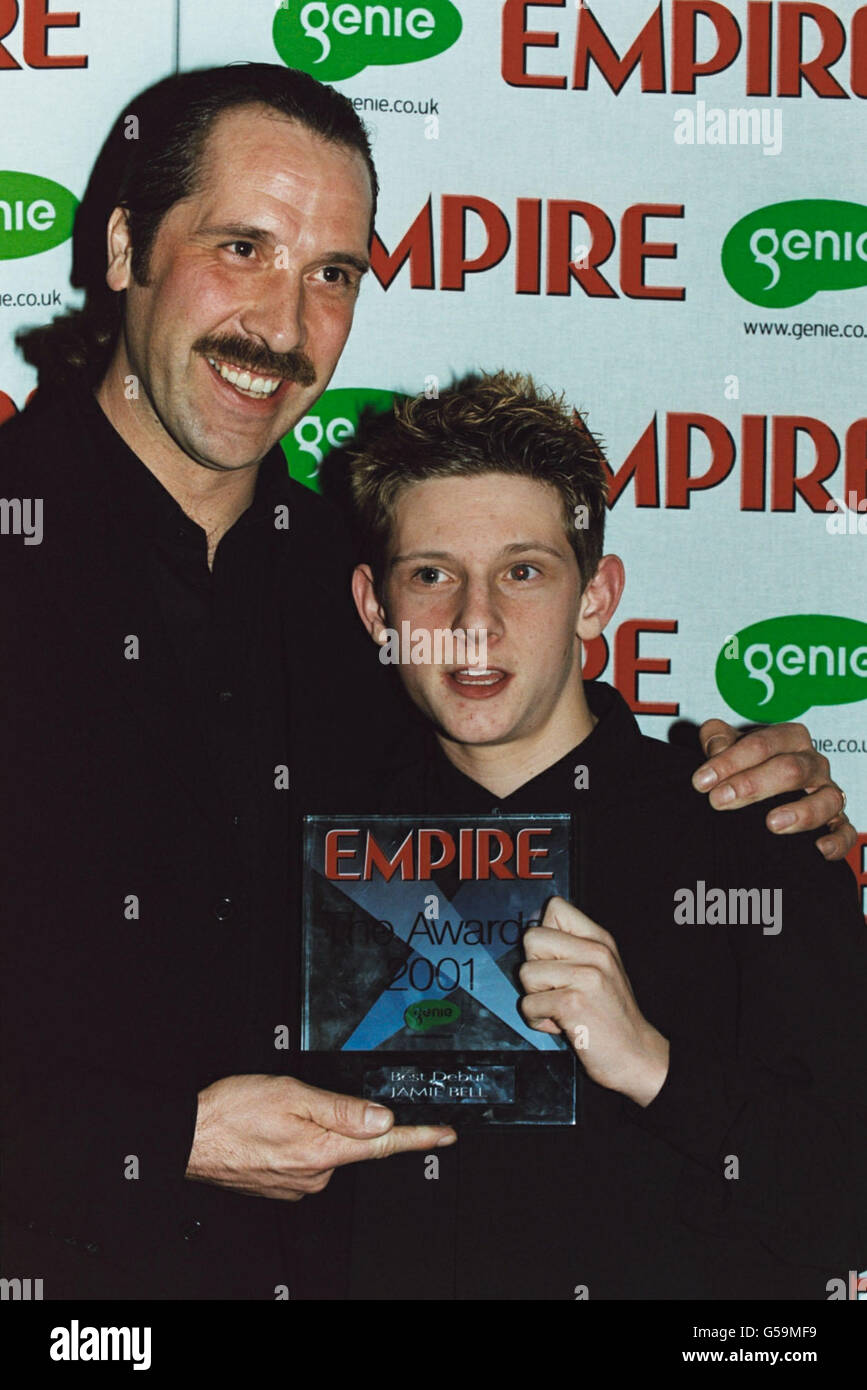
[349,681,867,1300]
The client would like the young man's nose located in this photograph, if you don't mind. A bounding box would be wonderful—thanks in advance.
[452,577,504,642]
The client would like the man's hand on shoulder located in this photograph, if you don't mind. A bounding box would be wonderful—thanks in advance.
[692,718,854,860]
[185,1074,456,1201]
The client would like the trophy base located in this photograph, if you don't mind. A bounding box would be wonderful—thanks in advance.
[301,1050,577,1126]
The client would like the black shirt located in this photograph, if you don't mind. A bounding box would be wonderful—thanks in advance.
[349,682,867,1300]
[0,375,410,1298]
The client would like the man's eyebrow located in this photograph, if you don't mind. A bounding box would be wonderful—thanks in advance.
[196,225,370,273]
[391,551,456,565]
[500,540,570,558]
[391,541,569,565]
[197,223,273,241]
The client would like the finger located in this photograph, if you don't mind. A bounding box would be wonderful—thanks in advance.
[291,1079,396,1140]
[521,986,583,1024]
[697,717,738,764]
[522,928,609,968]
[311,1120,457,1170]
[692,723,817,794]
[816,815,857,861]
[367,1123,458,1160]
[520,958,600,993]
[540,896,612,947]
[765,782,846,834]
[706,752,820,810]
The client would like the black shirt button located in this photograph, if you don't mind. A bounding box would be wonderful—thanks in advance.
[180,1219,202,1243]
[218,690,233,703]
[84,1242,100,1256]
[214,897,234,922]
[232,814,241,826]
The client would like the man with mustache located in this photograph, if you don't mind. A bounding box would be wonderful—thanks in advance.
[0,63,854,1301]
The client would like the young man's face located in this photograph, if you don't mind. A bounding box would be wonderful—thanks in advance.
[372,473,590,750]
[106,103,373,471]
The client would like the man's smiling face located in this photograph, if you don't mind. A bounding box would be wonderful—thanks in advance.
[107,102,373,471]
[380,473,588,752]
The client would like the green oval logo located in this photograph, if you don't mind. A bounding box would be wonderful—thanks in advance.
[722,199,867,308]
[0,171,78,261]
[273,1,462,82]
[715,615,867,721]
[280,386,398,490]
[404,998,461,1033]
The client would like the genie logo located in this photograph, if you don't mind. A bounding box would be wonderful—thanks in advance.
[273,1,461,81]
[0,172,77,260]
[716,615,867,721]
[280,387,397,490]
[404,999,460,1033]
[722,200,867,308]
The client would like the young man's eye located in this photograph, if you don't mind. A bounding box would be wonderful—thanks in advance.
[508,563,540,581]
[415,566,447,585]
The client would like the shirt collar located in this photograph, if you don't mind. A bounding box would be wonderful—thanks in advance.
[56,371,291,547]
[415,681,646,812]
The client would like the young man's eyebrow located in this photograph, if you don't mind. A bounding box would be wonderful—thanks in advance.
[391,541,569,565]
[500,541,570,559]
[196,225,369,273]
[391,551,456,565]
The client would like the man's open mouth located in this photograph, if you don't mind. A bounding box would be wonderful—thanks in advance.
[205,355,285,401]
[445,668,512,698]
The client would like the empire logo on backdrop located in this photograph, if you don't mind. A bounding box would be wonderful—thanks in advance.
[716,616,867,721]
[500,1,867,97]
[272,1,462,80]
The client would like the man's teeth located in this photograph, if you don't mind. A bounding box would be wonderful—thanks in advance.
[452,669,505,684]
[207,357,282,398]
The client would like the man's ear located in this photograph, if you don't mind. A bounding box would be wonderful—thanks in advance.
[576,554,625,640]
[105,206,133,293]
[351,564,390,645]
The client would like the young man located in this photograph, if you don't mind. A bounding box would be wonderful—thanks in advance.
[0,63,852,1301]
[346,371,867,1300]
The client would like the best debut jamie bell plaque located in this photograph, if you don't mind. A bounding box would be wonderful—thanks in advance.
[301,814,577,1125]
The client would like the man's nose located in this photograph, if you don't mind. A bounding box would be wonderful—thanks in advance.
[453,577,503,645]
[238,264,306,354]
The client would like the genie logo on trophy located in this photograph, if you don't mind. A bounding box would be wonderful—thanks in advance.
[301,814,577,1125]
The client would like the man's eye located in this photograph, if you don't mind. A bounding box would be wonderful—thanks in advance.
[318,265,355,287]
[226,241,256,259]
[415,566,447,585]
[508,563,540,581]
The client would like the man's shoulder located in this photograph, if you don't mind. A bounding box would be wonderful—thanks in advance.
[0,387,75,484]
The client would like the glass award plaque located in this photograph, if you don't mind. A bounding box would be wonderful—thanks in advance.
[301,813,577,1126]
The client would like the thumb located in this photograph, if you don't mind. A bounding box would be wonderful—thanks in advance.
[296,1080,395,1139]
[698,717,736,760]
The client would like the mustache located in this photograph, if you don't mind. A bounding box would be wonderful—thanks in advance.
[194,335,317,387]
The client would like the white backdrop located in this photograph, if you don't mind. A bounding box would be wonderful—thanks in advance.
[2,0,865,909]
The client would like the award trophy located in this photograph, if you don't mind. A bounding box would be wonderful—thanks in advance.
[301,813,577,1125]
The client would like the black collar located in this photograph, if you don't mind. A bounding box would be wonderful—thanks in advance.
[403,681,649,814]
[50,371,291,550]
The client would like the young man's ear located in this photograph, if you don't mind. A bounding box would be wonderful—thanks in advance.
[105,206,133,293]
[351,563,390,645]
[576,554,625,641]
